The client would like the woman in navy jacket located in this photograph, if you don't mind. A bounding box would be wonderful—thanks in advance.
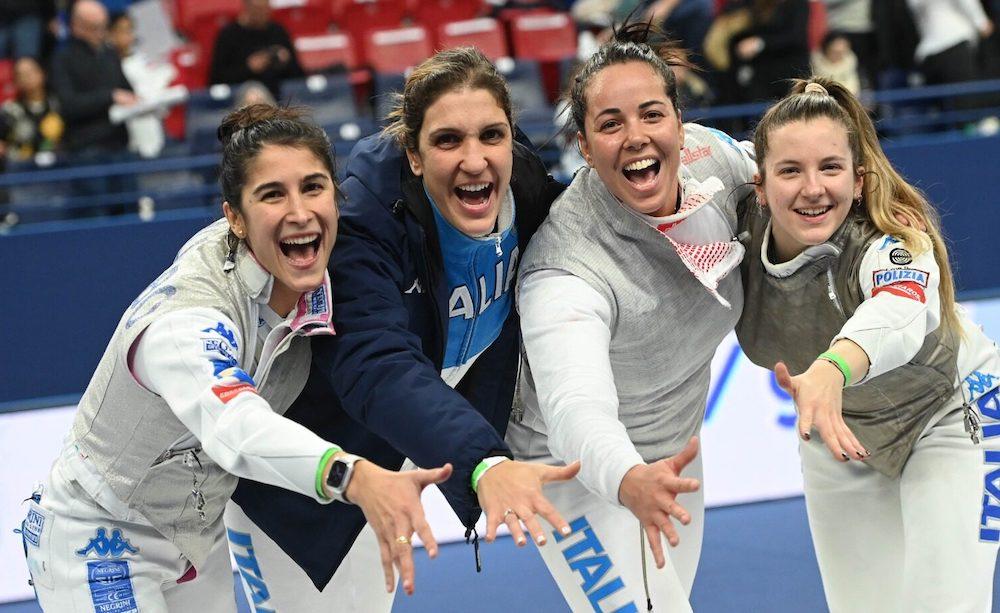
[228,47,576,611]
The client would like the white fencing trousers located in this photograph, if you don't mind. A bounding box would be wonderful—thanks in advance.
[224,500,393,613]
[801,401,1000,613]
[23,461,236,613]
[533,453,704,613]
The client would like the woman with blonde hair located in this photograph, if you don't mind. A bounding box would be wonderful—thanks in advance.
[737,76,1000,611]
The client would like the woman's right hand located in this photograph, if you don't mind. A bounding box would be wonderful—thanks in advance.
[345,460,453,596]
[618,436,701,569]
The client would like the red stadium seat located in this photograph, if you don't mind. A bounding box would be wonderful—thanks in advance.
[295,33,358,73]
[510,12,577,63]
[172,0,241,38]
[410,0,485,38]
[808,0,829,51]
[437,18,508,60]
[332,0,407,50]
[0,59,14,103]
[271,0,333,38]
[364,25,432,74]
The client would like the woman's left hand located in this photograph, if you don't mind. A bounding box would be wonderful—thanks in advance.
[775,361,868,462]
[475,459,581,547]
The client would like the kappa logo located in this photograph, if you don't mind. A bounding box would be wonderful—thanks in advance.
[872,268,929,288]
[878,236,901,250]
[404,279,423,294]
[201,322,239,349]
[889,247,913,265]
[966,371,1000,397]
[76,528,139,558]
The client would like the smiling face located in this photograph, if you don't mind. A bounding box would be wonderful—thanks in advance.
[756,117,863,262]
[577,61,684,217]
[223,144,338,315]
[405,87,513,237]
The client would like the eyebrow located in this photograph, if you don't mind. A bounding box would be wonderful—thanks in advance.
[427,122,508,139]
[251,173,330,196]
[594,99,666,119]
[773,154,850,166]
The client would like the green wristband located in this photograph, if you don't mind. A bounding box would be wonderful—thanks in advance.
[471,460,489,493]
[817,351,851,387]
[315,446,342,499]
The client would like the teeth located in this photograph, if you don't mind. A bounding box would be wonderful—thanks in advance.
[797,207,830,217]
[281,234,319,245]
[457,183,490,192]
[624,158,657,171]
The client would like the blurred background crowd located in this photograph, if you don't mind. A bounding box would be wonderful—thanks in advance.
[1,0,999,227]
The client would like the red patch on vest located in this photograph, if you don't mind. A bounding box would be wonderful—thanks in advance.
[873,281,926,303]
[212,382,256,403]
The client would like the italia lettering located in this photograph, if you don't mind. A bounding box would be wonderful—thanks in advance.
[227,529,276,613]
[448,246,520,320]
[979,387,1000,542]
[554,516,638,613]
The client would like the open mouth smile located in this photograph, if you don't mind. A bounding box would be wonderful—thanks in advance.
[279,233,321,267]
[622,158,661,189]
[454,182,494,210]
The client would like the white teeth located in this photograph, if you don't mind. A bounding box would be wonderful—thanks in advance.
[624,158,657,171]
[281,234,319,245]
[457,183,490,192]
[796,207,831,217]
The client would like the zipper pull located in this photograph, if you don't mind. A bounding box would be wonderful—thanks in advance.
[465,526,482,572]
[964,402,982,445]
[494,235,502,257]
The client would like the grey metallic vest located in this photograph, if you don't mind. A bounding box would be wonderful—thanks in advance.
[736,206,959,477]
[68,219,314,567]
[515,127,746,462]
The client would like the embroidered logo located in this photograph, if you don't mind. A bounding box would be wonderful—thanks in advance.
[888,247,913,265]
[87,560,139,613]
[23,508,45,547]
[872,281,926,303]
[966,371,1000,398]
[872,268,929,288]
[76,527,139,558]
[212,367,257,403]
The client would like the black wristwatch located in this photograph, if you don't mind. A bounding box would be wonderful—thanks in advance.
[325,453,362,504]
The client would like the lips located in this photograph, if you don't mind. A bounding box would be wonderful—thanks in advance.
[793,205,834,222]
[622,157,661,189]
[453,181,495,214]
[279,232,321,267]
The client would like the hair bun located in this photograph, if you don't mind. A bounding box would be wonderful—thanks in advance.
[803,82,829,96]
[217,103,305,145]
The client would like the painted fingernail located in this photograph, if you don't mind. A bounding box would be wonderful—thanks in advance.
[801,432,811,441]
[517,537,526,546]
[561,526,571,535]
[537,535,546,545]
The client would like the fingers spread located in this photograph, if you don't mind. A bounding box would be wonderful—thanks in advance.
[644,524,666,569]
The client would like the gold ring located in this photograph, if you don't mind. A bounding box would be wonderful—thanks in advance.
[395,535,410,545]
[503,508,516,518]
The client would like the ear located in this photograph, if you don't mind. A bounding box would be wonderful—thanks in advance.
[222,201,244,237]
[577,131,592,166]
[405,148,423,176]
[676,109,684,150]
[854,165,864,200]
[752,172,766,207]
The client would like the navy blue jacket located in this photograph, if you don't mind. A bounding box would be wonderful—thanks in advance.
[232,131,564,589]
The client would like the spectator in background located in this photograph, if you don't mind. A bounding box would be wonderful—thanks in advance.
[233,79,276,109]
[728,0,811,102]
[0,1,56,60]
[209,0,303,101]
[109,11,173,158]
[811,31,861,95]
[50,0,135,156]
[822,0,875,90]
[1,56,63,162]
[908,0,993,91]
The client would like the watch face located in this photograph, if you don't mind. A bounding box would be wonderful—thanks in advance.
[327,460,348,488]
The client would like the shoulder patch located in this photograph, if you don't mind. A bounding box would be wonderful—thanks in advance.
[888,247,912,265]
[873,268,930,288]
[877,236,901,250]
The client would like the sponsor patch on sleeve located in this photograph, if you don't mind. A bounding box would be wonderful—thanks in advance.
[873,281,926,303]
[211,367,257,403]
[200,322,240,375]
[878,235,901,250]
[888,247,913,265]
[872,268,929,288]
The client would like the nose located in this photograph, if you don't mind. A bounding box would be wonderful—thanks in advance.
[623,120,649,150]
[285,191,311,224]
[459,140,488,175]
[802,171,825,199]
